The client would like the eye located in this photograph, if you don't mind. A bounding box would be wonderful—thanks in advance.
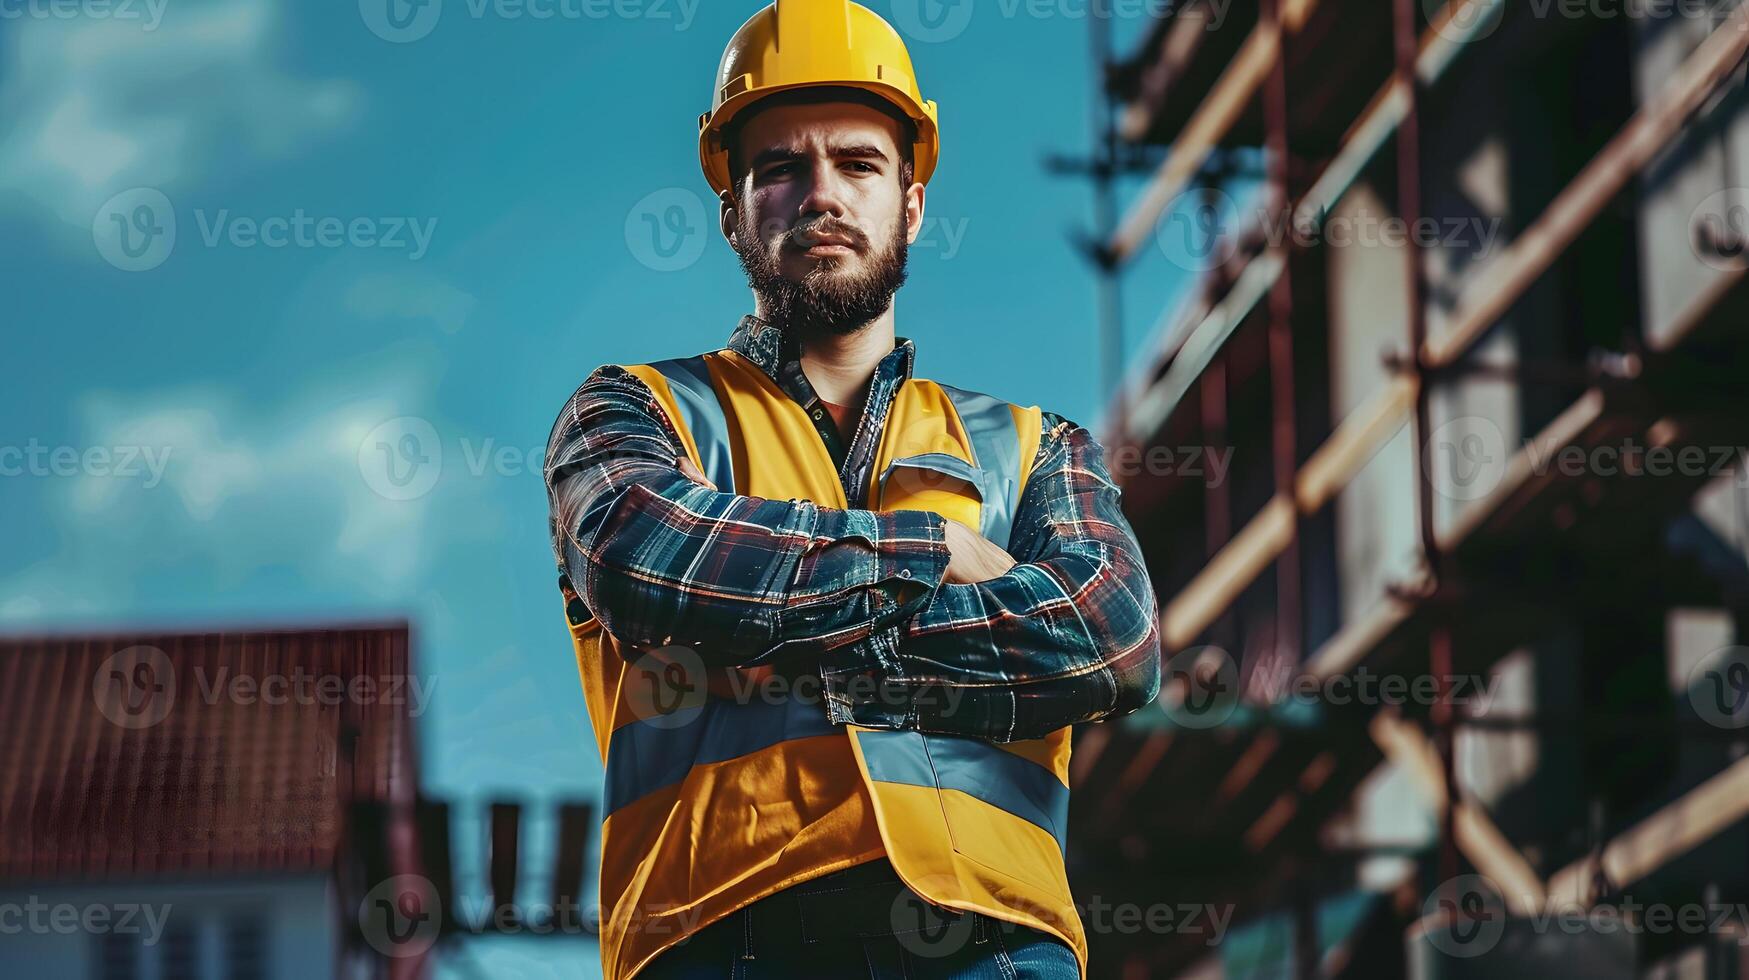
[846,162,878,173]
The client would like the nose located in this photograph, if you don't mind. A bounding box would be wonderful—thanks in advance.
[796,156,850,222]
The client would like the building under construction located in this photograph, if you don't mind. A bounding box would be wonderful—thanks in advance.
[1074,1,1749,976]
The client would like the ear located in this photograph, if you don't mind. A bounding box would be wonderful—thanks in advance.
[904,181,926,246]
[719,190,738,248]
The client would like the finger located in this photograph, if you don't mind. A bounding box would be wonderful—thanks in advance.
[676,456,717,489]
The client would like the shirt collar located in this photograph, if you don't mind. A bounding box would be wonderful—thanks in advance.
[725,313,915,406]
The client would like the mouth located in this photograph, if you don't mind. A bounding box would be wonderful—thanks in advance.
[793,231,860,258]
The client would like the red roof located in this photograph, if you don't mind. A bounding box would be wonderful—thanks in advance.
[0,624,421,881]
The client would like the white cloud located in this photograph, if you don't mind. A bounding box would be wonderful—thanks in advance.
[69,390,259,522]
[2,366,454,622]
[0,0,359,232]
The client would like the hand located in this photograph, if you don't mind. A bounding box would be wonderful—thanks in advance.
[677,455,717,490]
[942,516,1017,585]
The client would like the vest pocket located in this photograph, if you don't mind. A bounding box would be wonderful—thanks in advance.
[879,452,984,498]
[877,453,987,533]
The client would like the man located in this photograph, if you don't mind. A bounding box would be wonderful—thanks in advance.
[543,3,1161,977]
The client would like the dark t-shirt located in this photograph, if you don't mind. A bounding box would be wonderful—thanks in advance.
[817,394,863,447]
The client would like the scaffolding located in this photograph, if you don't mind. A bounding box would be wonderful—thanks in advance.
[1069,1,1749,976]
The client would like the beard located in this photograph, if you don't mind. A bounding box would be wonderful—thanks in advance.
[734,199,910,341]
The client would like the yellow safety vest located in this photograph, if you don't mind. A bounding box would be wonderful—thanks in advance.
[560,346,1087,980]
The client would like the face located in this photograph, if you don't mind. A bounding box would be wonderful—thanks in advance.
[721,100,925,338]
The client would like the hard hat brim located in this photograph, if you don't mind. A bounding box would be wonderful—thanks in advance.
[699,81,940,199]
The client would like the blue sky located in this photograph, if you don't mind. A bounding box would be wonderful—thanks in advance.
[1,2,1196,974]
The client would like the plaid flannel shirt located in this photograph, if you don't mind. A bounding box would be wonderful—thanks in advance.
[544,315,1161,742]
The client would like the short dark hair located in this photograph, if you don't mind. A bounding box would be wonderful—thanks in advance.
[724,85,918,199]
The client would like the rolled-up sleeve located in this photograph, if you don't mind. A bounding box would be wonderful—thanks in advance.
[821,412,1163,741]
[544,364,952,665]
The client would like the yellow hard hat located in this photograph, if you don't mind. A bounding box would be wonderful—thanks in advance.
[698,0,941,198]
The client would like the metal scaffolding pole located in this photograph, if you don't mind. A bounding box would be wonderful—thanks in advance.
[1260,0,1314,974]
[1263,0,1304,682]
[1389,0,1464,899]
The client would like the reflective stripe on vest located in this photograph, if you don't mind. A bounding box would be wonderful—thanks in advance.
[854,729,1069,854]
[567,350,1083,980]
[648,355,735,491]
[603,682,836,815]
[937,382,1023,548]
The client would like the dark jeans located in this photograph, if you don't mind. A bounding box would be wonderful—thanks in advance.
[639,859,1081,979]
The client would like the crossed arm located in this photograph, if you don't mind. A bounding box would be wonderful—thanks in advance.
[543,364,1161,742]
